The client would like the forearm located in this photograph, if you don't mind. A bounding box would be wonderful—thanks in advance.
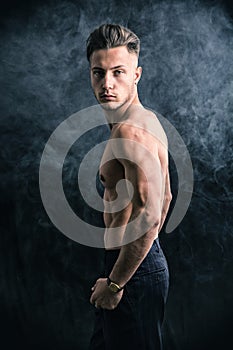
[158,172,172,232]
[109,228,157,287]
[107,204,160,286]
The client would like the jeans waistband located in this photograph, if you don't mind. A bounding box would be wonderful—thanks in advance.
[104,237,165,277]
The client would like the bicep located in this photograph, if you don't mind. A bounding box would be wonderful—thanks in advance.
[112,136,163,209]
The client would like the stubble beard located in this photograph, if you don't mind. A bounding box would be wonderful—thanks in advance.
[99,100,126,111]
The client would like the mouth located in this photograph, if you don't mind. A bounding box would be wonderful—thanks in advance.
[99,94,116,101]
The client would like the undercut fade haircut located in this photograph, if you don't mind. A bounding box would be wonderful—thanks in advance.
[86,23,140,62]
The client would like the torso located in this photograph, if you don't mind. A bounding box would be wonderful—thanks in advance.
[99,106,168,248]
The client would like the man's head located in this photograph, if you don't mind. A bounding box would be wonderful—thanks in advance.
[86,24,142,113]
[86,24,140,62]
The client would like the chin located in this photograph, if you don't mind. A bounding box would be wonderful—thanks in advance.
[99,100,127,111]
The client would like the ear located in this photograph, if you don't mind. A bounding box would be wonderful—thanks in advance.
[135,66,142,84]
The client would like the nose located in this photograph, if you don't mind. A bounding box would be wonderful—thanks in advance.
[102,72,113,90]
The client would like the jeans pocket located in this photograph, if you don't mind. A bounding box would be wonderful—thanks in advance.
[125,267,169,307]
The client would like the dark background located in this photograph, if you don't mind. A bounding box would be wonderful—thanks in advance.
[1,0,233,349]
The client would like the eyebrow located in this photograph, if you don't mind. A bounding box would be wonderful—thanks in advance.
[91,65,127,71]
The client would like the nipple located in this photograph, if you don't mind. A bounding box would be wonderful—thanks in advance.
[99,174,105,182]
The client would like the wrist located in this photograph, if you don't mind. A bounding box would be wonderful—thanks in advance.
[107,277,124,293]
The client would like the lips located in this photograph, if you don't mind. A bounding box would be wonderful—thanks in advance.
[99,94,116,101]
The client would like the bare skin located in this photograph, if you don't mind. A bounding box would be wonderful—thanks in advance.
[89,46,172,310]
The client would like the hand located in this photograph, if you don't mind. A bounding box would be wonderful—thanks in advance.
[90,278,124,310]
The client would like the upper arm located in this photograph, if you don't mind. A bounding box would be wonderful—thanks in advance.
[111,124,163,216]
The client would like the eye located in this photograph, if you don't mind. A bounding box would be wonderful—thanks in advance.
[93,70,105,79]
[114,70,124,76]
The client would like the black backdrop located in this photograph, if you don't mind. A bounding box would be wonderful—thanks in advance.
[1,0,233,349]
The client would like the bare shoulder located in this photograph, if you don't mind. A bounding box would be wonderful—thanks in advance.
[124,106,169,173]
[142,107,168,148]
[113,105,168,149]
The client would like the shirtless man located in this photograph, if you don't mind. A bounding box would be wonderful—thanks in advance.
[87,24,172,350]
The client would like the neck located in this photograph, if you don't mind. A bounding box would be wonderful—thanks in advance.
[104,94,142,128]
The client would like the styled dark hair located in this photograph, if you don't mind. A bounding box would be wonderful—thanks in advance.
[86,24,140,62]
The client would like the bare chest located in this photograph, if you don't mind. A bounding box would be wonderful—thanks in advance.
[99,141,124,190]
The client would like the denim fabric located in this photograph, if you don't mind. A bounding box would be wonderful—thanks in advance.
[89,238,169,350]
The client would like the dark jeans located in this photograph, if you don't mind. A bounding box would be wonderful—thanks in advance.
[89,238,169,350]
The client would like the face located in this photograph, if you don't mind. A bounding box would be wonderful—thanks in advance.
[90,46,142,111]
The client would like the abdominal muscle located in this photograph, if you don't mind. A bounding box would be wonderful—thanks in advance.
[103,187,132,228]
[103,188,134,250]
